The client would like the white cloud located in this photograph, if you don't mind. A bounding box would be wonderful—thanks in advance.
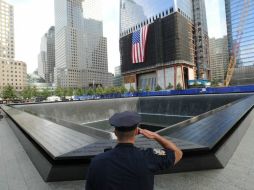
[7,0,54,73]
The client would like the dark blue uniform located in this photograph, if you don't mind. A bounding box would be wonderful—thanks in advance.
[86,143,175,190]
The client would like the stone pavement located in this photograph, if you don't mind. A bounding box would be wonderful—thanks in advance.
[0,116,254,190]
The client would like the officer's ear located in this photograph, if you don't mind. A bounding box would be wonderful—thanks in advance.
[134,127,139,136]
[114,129,117,137]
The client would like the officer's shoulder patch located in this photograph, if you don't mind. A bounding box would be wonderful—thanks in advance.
[153,149,166,156]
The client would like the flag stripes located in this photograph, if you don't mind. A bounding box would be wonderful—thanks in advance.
[132,25,149,64]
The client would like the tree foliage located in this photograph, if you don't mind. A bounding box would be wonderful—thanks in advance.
[21,86,33,99]
[211,79,220,87]
[87,88,95,95]
[41,88,51,98]
[129,86,135,93]
[55,87,64,97]
[2,85,16,99]
[155,85,162,91]
[166,82,173,89]
[145,85,151,92]
[95,86,104,95]
[74,88,84,96]
[66,88,73,96]
[31,86,38,97]
[176,83,183,90]
[120,86,128,94]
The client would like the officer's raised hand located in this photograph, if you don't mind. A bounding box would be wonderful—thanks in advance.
[139,128,183,165]
[139,128,159,139]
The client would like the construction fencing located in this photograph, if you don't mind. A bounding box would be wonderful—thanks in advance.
[73,85,254,100]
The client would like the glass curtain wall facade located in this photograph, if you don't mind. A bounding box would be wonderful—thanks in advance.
[120,0,193,35]
[209,36,229,82]
[225,0,254,85]
[225,0,254,67]
[46,26,55,84]
[38,34,47,80]
[38,27,55,84]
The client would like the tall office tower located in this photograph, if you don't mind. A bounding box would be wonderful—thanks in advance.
[54,0,84,88]
[0,0,27,92]
[193,0,210,80]
[225,0,254,85]
[38,26,55,84]
[119,0,209,90]
[82,18,112,87]
[113,66,123,87]
[54,0,112,88]
[120,0,146,34]
[38,33,47,80]
[0,0,15,59]
[209,36,229,83]
[47,26,55,83]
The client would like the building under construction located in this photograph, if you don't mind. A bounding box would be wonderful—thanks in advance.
[119,0,210,90]
[225,0,254,86]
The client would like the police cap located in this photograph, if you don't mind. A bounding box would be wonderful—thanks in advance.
[109,111,141,131]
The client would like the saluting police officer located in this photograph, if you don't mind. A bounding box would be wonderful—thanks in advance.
[86,111,183,190]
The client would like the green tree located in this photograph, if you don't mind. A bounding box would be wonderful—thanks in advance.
[105,87,112,94]
[87,88,95,95]
[31,86,38,97]
[55,87,64,97]
[211,79,220,87]
[74,88,84,96]
[65,88,73,96]
[21,86,32,99]
[145,85,151,92]
[120,86,128,94]
[137,88,143,93]
[176,83,183,90]
[113,87,120,94]
[63,88,69,97]
[41,88,51,99]
[95,86,104,95]
[129,86,135,93]
[155,85,162,91]
[2,85,16,100]
[166,82,173,89]
[109,87,117,94]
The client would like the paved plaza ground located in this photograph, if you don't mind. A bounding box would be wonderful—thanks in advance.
[0,114,254,190]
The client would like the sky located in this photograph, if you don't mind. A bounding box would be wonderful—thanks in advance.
[6,0,227,74]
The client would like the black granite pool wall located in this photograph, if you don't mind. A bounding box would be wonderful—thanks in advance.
[14,94,250,126]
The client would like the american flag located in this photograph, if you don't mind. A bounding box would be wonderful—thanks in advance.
[132,25,149,64]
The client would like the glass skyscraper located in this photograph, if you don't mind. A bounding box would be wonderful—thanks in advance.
[209,36,229,82]
[38,27,55,84]
[225,0,254,85]
[225,0,254,67]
